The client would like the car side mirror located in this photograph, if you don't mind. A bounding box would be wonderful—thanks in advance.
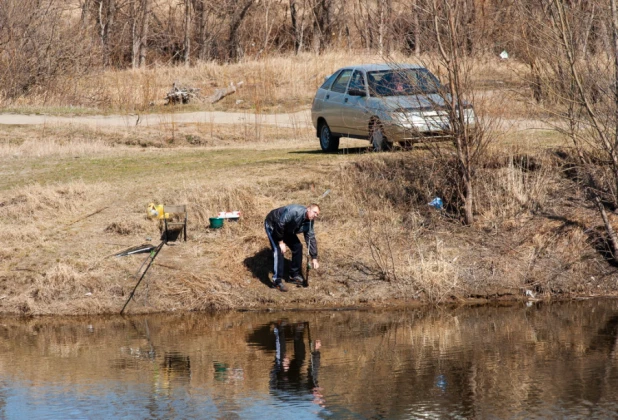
[348,88,366,97]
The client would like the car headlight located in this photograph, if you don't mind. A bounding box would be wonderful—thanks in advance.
[391,107,430,125]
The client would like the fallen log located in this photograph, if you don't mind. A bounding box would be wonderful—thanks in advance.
[165,81,243,105]
[206,81,243,104]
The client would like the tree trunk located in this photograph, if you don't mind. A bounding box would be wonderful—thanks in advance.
[378,0,385,55]
[227,0,253,61]
[139,0,149,67]
[413,0,420,55]
[131,0,149,69]
[431,0,477,225]
[99,0,116,67]
[131,0,140,69]
[81,0,91,26]
[290,0,299,54]
[463,0,475,54]
[194,0,208,60]
[612,0,618,155]
[595,196,618,260]
[312,0,332,54]
[463,162,474,225]
[183,0,191,66]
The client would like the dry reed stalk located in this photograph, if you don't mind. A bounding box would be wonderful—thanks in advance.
[476,153,554,223]
[401,237,460,303]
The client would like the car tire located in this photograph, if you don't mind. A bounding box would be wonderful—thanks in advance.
[401,140,415,150]
[319,122,340,152]
[370,121,392,152]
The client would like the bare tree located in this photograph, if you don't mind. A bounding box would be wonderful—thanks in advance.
[96,0,116,67]
[139,0,149,67]
[290,0,301,53]
[256,0,280,56]
[81,0,91,26]
[426,0,492,225]
[184,0,191,65]
[410,0,420,55]
[353,0,373,51]
[193,0,212,60]
[0,0,96,99]
[311,0,333,53]
[226,0,254,61]
[535,0,618,257]
[131,0,150,69]
[377,0,390,55]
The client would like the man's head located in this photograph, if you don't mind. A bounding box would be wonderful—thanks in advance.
[306,203,320,220]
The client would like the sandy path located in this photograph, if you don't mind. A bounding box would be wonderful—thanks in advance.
[0,110,314,129]
[0,109,552,135]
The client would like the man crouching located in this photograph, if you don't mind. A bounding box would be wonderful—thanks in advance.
[264,203,320,292]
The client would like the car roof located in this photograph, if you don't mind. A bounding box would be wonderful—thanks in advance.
[340,63,426,72]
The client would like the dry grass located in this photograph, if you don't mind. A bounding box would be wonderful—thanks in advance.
[2,135,612,316]
[2,52,533,117]
[1,54,617,315]
[477,151,555,222]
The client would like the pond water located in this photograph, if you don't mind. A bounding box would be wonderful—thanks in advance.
[2,300,618,419]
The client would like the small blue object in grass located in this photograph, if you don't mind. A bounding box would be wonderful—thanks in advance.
[428,197,443,210]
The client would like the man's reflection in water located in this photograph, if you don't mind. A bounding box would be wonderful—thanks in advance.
[268,321,324,407]
[309,339,324,407]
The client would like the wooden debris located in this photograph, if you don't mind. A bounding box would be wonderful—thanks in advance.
[206,81,243,104]
[165,82,201,105]
[165,81,243,105]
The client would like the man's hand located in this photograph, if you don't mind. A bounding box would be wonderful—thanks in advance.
[311,259,319,269]
[279,242,287,253]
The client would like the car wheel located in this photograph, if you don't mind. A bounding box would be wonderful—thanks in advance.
[401,140,415,150]
[370,122,392,152]
[319,122,340,152]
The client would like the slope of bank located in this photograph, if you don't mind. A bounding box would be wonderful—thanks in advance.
[1,120,617,316]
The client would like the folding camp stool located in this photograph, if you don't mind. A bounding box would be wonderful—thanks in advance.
[162,205,187,242]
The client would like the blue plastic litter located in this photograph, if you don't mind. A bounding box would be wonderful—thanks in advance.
[428,197,443,210]
[435,374,447,391]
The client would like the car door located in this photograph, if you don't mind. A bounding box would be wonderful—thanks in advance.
[342,69,369,136]
[320,69,353,133]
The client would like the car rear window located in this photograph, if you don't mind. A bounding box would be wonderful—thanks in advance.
[331,70,353,93]
[320,71,340,90]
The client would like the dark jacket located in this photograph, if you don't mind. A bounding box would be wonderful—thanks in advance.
[265,204,318,258]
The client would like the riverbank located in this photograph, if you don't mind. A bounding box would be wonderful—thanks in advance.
[1,116,617,316]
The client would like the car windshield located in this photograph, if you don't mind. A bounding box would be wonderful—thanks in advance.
[367,68,441,97]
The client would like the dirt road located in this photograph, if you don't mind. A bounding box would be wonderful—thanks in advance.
[0,109,313,129]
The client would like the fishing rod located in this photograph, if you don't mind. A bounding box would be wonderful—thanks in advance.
[120,240,166,314]
[305,189,331,288]
[305,236,311,288]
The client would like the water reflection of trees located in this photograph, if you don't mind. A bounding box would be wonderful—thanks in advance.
[2,302,618,417]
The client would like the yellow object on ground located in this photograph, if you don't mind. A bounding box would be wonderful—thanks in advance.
[147,203,165,219]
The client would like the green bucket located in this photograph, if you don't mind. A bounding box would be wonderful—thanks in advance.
[209,217,224,229]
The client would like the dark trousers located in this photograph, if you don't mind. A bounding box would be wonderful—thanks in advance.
[265,222,303,282]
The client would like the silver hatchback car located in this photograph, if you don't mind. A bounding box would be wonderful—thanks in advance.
[311,63,475,152]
